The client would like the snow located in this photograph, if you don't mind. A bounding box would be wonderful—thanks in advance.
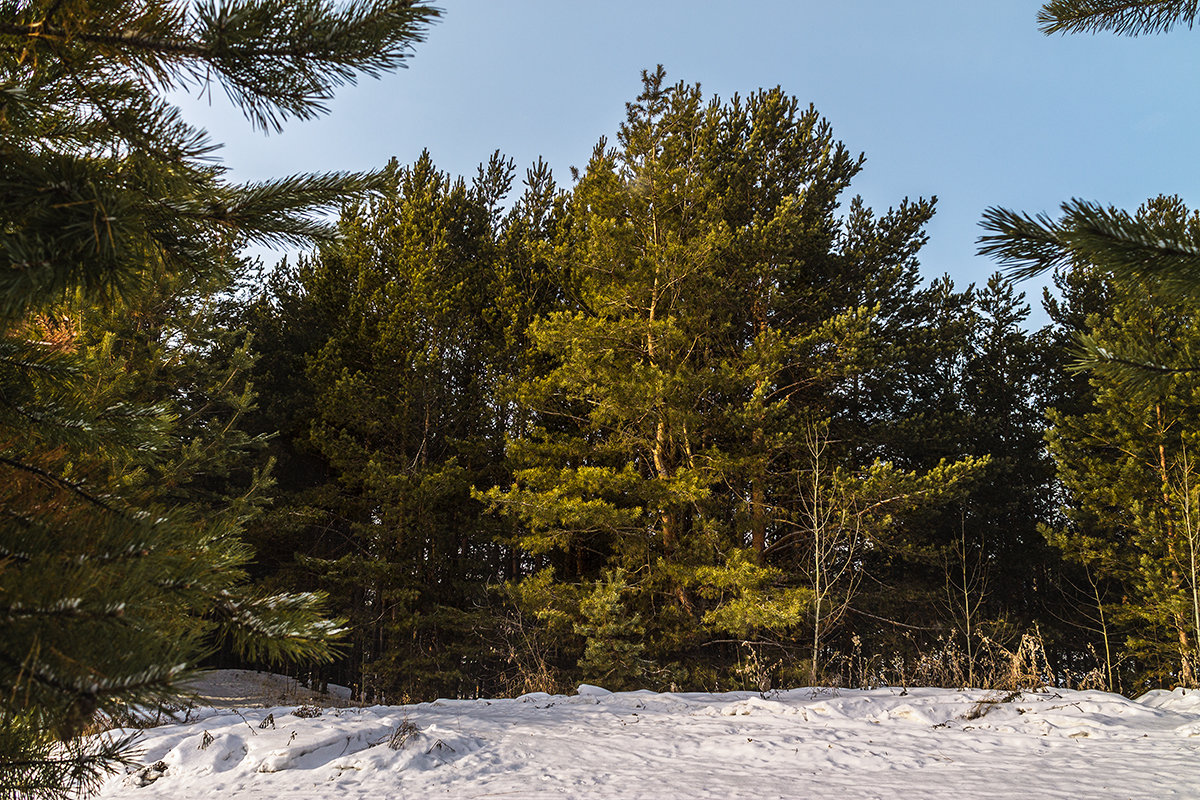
[180,669,352,709]
[97,671,1200,799]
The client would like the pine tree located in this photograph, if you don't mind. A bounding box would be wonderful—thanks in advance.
[934,276,1063,675]
[0,1,439,796]
[1040,198,1200,691]
[481,69,983,689]
[232,151,565,700]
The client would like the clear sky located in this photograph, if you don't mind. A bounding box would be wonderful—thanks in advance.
[179,0,1200,325]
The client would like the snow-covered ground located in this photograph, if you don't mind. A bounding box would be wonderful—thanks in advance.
[181,669,352,709]
[98,672,1200,799]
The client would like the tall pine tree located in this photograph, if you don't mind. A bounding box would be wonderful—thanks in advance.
[1041,198,1200,691]
[236,152,565,700]
[482,69,982,689]
[0,1,439,796]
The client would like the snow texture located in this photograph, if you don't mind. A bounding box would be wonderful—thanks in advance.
[181,669,352,709]
[97,672,1200,799]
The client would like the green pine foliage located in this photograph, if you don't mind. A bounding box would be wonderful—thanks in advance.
[1038,0,1198,36]
[1039,203,1200,690]
[479,69,986,689]
[235,151,564,700]
[956,279,1059,625]
[986,1,1200,385]
[1,0,439,796]
[871,275,1060,658]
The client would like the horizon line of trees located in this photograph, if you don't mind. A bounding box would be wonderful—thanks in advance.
[216,70,1200,702]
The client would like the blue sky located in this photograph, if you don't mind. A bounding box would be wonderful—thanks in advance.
[180,0,1200,324]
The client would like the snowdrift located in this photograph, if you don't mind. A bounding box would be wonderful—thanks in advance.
[98,675,1200,799]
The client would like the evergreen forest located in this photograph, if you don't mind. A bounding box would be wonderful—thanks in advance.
[6,1,1200,797]
[231,77,1192,702]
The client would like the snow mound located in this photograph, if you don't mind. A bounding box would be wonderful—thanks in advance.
[98,686,1200,799]
[1138,687,1200,714]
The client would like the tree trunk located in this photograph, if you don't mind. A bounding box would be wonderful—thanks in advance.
[1155,404,1196,686]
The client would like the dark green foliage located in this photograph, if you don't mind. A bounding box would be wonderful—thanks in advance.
[1037,204,1200,690]
[238,152,563,700]
[1,0,438,795]
[823,233,1056,647]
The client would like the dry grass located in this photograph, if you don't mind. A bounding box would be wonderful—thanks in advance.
[964,691,1023,720]
[387,717,421,751]
[826,627,1057,692]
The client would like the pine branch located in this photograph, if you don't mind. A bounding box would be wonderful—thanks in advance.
[0,0,442,131]
[2,600,130,623]
[204,170,388,246]
[0,456,116,512]
[977,205,1072,280]
[1070,331,1200,391]
[980,198,1200,299]
[0,0,436,62]
[212,589,347,663]
[0,646,187,715]
[1058,199,1200,297]
[1039,0,1199,36]
[0,720,142,800]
